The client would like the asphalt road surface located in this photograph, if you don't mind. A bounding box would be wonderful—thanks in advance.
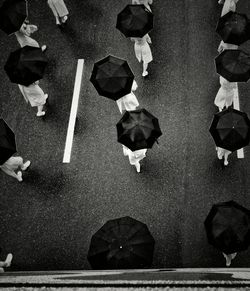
[0,0,250,271]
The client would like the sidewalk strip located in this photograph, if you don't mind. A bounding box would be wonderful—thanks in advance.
[63,59,84,163]
[233,83,244,159]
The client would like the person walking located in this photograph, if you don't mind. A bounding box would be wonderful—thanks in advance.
[223,252,237,266]
[218,0,239,17]
[216,147,232,166]
[123,145,147,173]
[0,156,30,182]
[214,76,236,112]
[132,0,153,12]
[0,253,13,272]
[15,22,47,51]
[217,40,238,53]
[116,80,139,114]
[47,0,69,26]
[18,81,48,117]
[131,34,153,77]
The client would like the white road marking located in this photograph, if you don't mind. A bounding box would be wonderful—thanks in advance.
[63,59,84,163]
[233,83,244,158]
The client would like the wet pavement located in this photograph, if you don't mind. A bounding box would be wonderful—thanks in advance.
[0,0,250,271]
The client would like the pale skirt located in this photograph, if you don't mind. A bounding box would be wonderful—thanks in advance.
[15,31,39,48]
[18,84,47,107]
[47,0,69,17]
[221,0,238,16]
[0,157,23,173]
[116,92,139,113]
[216,147,232,159]
[123,146,147,165]
[134,41,153,64]
[214,77,236,109]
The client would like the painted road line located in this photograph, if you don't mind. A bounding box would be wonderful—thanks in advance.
[233,83,244,159]
[63,59,84,163]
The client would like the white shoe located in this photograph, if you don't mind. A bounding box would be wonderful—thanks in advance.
[41,45,47,52]
[17,171,23,182]
[5,253,13,267]
[135,163,140,173]
[142,71,148,77]
[21,160,31,171]
[224,160,229,166]
[37,111,45,117]
[61,15,68,23]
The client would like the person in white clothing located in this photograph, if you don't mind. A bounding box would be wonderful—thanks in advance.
[0,254,13,272]
[216,147,232,166]
[132,0,153,12]
[116,80,139,114]
[18,81,48,117]
[223,252,237,266]
[47,0,69,26]
[218,0,239,17]
[214,76,236,111]
[15,22,46,51]
[123,145,147,173]
[217,40,238,53]
[131,34,153,77]
[0,157,30,182]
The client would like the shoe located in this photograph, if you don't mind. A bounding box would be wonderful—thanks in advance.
[5,253,13,267]
[21,160,31,171]
[224,160,229,166]
[135,163,140,173]
[142,71,148,77]
[61,15,68,23]
[17,171,23,182]
[37,111,45,117]
[41,45,47,52]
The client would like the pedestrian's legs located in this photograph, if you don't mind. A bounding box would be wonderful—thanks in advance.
[224,152,230,166]
[0,254,13,268]
[142,62,149,77]
[135,161,141,173]
[1,168,22,182]
[37,105,45,117]
[48,1,60,24]
[21,160,31,171]
[223,253,232,267]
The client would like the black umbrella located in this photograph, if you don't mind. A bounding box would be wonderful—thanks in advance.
[204,201,250,254]
[209,107,250,152]
[4,46,48,86]
[0,118,16,165]
[215,49,250,82]
[90,55,134,100]
[116,4,153,38]
[0,0,27,35]
[116,108,162,151]
[88,216,155,269]
[216,11,250,46]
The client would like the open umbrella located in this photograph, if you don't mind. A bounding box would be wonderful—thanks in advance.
[0,118,16,165]
[209,107,250,152]
[88,216,155,269]
[4,45,48,86]
[116,4,153,38]
[90,55,134,100]
[116,108,162,151]
[216,12,250,45]
[204,201,250,254]
[0,0,27,35]
[215,49,250,82]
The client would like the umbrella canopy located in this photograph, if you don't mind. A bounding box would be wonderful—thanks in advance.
[215,49,250,82]
[90,55,134,100]
[88,216,155,269]
[216,12,250,45]
[116,4,153,38]
[0,0,27,35]
[204,200,250,254]
[116,108,162,151]
[0,118,16,165]
[209,107,250,152]
[4,46,48,86]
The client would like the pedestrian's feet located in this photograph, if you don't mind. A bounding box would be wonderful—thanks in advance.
[37,111,45,117]
[5,253,13,267]
[17,171,23,182]
[135,163,141,173]
[224,160,229,166]
[142,71,148,77]
[61,15,68,23]
[21,160,31,171]
[41,45,47,52]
